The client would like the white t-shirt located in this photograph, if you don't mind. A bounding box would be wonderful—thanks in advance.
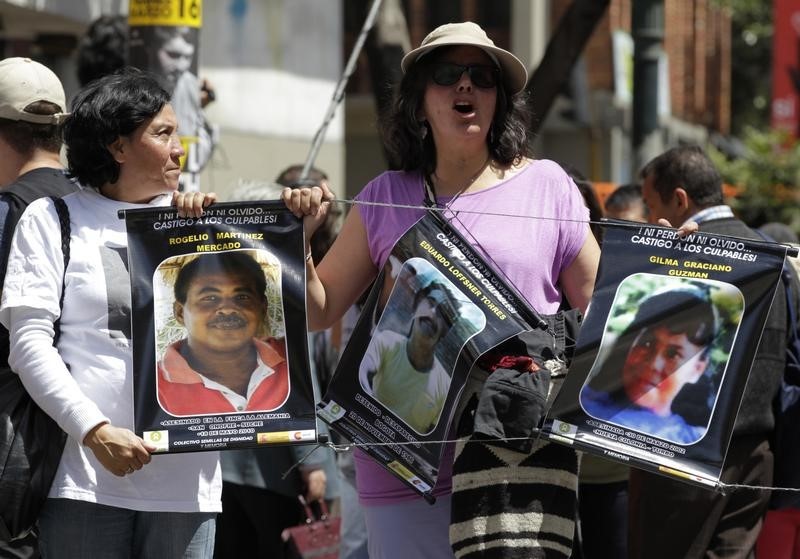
[0,188,221,513]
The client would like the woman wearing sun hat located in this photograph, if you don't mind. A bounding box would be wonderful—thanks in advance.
[283,21,599,558]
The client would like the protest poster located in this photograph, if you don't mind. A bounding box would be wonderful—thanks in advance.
[544,221,792,488]
[317,210,549,499]
[123,201,317,453]
[128,0,205,190]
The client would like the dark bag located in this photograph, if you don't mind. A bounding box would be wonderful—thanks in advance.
[281,496,341,559]
[0,197,70,541]
[456,308,582,452]
[450,310,582,559]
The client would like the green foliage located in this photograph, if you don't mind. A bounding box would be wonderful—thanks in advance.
[713,0,773,134]
[708,127,800,234]
[708,287,744,372]
[708,1,799,230]
[606,274,667,335]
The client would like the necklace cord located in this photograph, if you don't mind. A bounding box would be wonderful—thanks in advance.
[428,156,493,210]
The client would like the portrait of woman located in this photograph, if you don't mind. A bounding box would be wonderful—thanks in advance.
[580,275,743,445]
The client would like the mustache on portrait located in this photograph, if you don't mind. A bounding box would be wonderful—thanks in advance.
[207,314,247,328]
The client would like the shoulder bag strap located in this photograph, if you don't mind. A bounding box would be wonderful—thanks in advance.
[50,197,70,345]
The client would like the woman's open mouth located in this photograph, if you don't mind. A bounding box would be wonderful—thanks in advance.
[453,102,475,116]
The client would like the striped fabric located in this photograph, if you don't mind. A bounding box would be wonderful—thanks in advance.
[683,205,734,226]
[449,437,578,558]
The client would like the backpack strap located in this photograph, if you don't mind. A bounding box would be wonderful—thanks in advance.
[50,197,70,344]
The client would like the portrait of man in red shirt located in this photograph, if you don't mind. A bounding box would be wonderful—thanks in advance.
[157,250,289,415]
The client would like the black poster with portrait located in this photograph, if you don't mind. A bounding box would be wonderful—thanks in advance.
[128,0,205,190]
[317,210,548,500]
[544,221,792,488]
[124,201,317,453]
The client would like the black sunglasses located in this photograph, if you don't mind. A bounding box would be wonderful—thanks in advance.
[430,62,500,89]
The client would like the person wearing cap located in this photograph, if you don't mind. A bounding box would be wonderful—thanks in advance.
[0,69,217,558]
[283,21,599,558]
[360,282,454,434]
[0,57,79,274]
[0,55,80,559]
[580,286,718,445]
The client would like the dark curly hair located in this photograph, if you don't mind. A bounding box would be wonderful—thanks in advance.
[76,15,128,87]
[64,68,170,189]
[379,45,533,176]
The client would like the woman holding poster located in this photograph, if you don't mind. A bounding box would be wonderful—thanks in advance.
[0,69,219,557]
[283,21,600,559]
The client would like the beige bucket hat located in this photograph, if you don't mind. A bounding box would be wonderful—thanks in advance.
[401,21,528,94]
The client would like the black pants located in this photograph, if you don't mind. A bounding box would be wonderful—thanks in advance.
[213,482,304,559]
[628,434,772,559]
[575,480,628,559]
[0,533,39,559]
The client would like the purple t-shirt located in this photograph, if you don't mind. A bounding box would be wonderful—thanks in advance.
[353,159,590,505]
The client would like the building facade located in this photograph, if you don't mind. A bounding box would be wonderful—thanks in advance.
[0,0,731,198]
